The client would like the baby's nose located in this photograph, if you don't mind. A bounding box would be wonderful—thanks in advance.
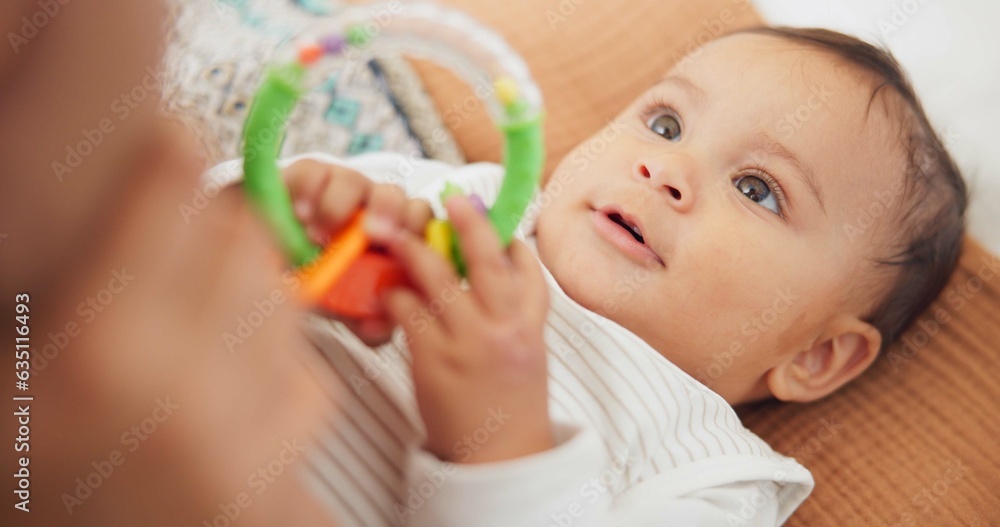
[633,156,696,212]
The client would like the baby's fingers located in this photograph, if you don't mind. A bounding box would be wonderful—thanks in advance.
[446,196,516,316]
[383,286,445,344]
[284,159,332,222]
[365,186,433,245]
[388,231,466,328]
[403,198,434,237]
[365,184,407,243]
[315,170,371,237]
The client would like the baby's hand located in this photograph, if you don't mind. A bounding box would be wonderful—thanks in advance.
[283,158,433,246]
[283,159,433,345]
[384,196,553,463]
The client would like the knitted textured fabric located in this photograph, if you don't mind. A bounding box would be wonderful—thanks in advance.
[413,1,1000,524]
[161,0,462,167]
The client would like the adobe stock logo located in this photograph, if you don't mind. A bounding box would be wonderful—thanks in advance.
[7,0,71,54]
[672,0,754,72]
[775,84,835,139]
[52,65,166,182]
[877,0,932,40]
[62,397,180,515]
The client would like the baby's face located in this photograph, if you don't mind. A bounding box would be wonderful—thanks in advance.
[535,34,904,403]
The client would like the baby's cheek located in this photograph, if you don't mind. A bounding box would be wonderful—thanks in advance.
[743,263,832,354]
[692,242,803,334]
[687,236,768,301]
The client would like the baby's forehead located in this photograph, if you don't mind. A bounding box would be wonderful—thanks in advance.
[678,33,875,93]
[672,33,908,218]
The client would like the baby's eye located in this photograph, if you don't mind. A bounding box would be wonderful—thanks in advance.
[646,111,682,141]
[734,175,780,215]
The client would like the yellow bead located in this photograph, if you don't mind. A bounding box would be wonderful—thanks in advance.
[425,219,453,260]
[494,76,520,107]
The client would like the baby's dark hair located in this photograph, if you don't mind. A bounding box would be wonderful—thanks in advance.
[736,26,968,352]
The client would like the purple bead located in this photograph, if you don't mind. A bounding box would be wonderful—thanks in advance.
[469,194,488,215]
[321,34,346,55]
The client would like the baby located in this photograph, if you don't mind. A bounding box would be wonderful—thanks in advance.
[208,26,966,527]
[2,0,963,523]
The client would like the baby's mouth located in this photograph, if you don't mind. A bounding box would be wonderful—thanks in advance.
[608,212,644,244]
[591,206,664,267]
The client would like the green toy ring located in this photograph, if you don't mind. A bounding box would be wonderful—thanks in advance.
[241,4,545,277]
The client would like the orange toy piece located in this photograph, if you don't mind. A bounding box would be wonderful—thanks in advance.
[319,251,406,319]
[296,210,408,319]
[297,211,368,304]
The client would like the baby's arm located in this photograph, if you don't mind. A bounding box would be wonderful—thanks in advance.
[384,195,555,463]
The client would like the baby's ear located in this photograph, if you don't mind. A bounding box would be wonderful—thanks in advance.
[767,317,882,403]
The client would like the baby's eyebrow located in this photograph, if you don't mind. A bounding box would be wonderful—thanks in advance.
[657,75,707,107]
[753,130,827,215]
